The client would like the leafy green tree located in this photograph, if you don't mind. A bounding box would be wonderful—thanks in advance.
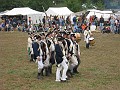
[0,0,105,12]
[64,0,82,12]
[95,0,105,10]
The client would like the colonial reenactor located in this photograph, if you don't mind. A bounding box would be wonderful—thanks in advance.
[55,36,68,82]
[46,31,55,74]
[73,40,81,74]
[65,31,74,77]
[65,32,81,74]
[36,35,44,79]
[27,33,34,62]
[40,32,50,76]
[60,31,71,79]
[68,33,78,74]
[32,35,41,62]
[66,31,72,57]
[59,31,72,78]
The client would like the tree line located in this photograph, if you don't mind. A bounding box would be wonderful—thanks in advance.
[0,0,105,12]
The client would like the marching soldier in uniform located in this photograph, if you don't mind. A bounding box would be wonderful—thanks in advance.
[73,39,81,74]
[40,32,50,76]
[35,35,44,79]
[60,31,73,77]
[46,31,55,74]
[65,31,74,77]
[55,36,68,82]
[27,33,34,62]
[68,33,78,74]
[32,34,41,62]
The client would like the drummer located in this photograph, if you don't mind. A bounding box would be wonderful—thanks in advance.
[84,27,92,49]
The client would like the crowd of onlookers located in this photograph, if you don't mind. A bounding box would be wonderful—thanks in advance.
[0,14,120,34]
[0,16,27,32]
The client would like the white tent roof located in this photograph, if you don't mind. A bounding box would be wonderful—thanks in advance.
[100,11,113,14]
[3,7,45,24]
[0,10,9,16]
[86,9,113,21]
[4,7,44,15]
[87,9,113,14]
[46,7,73,16]
[87,9,101,13]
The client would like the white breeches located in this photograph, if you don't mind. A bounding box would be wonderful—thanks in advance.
[56,60,68,81]
[38,60,44,73]
[37,55,50,73]
[69,55,78,72]
[30,47,34,54]
[70,55,78,66]
[44,55,50,67]
[85,37,90,43]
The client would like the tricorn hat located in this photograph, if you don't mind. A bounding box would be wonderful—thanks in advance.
[57,36,64,41]
[70,33,76,38]
[46,31,52,37]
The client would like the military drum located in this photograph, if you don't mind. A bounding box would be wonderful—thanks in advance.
[89,37,95,46]
[75,33,81,43]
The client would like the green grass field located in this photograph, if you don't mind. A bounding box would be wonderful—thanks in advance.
[0,31,120,90]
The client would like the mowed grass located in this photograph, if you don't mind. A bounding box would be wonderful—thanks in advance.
[0,31,120,90]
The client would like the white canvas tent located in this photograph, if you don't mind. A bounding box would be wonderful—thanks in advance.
[115,11,120,16]
[46,7,73,16]
[114,12,120,19]
[86,9,113,21]
[4,7,45,24]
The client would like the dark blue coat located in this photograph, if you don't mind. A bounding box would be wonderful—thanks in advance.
[32,42,40,59]
[55,44,64,64]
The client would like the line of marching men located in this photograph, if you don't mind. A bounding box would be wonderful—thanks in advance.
[27,30,81,82]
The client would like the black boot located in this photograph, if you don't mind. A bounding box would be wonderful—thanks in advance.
[45,67,49,76]
[41,69,44,76]
[73,57,81,74]
[37,73,41,79]
[30,54,34,62]
[73,66,79,74]
[49,65,52,74]
[67,69,73,78]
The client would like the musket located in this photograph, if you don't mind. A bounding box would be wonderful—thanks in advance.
[42,5,47,17]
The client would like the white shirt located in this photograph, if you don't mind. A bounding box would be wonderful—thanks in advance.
[84,30,92,43]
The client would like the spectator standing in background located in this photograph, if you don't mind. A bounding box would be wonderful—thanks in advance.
[42,16,46,27]
[99,16,104,32]
[110,16,115,33]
